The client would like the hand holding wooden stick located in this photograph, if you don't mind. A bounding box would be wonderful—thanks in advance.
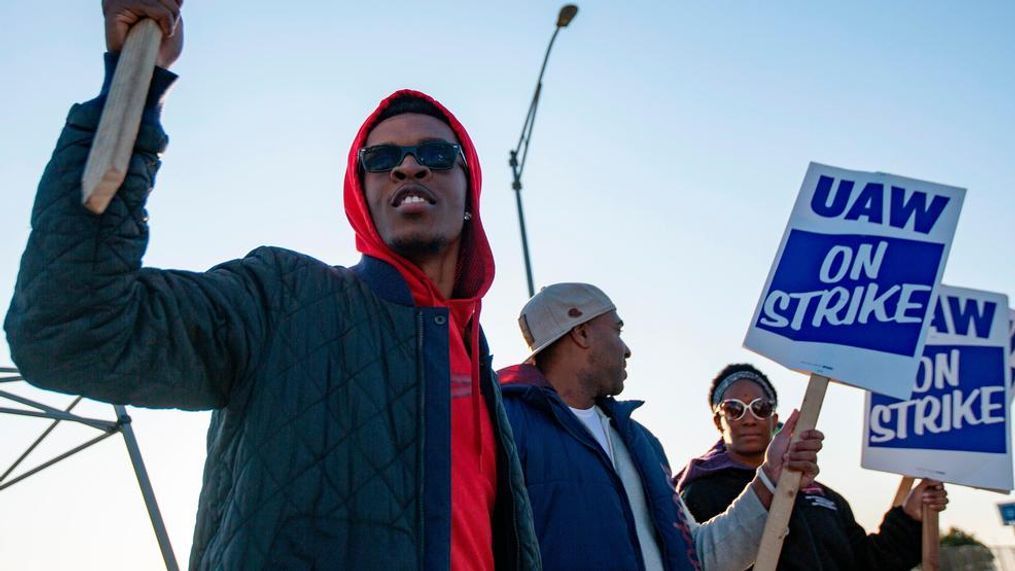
[754,374,830,571]
[82,18,163,214]
[82,0,184,214]
[907,479,948,570]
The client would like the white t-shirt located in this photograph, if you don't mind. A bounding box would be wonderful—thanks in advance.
[569,405,665,571]
[569,405,615,462]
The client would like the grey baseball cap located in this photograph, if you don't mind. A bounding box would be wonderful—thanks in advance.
[518,282,616,361]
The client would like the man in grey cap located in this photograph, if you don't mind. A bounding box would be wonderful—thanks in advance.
[497,283,825,571]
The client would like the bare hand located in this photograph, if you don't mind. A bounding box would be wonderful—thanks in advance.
[103,0,184,69]
[762,409,824,487]
[903,479,948,521]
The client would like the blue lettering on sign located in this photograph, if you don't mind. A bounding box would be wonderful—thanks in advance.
[930,295,998,339]
[810,175,951,234]
[868,345,1007,453]
[756,230,942,356]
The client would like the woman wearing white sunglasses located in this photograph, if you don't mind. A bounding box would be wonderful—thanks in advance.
[674,364,948,570]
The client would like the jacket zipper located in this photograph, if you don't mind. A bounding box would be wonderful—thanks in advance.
[546,402,647,570]
[612,415,674,570]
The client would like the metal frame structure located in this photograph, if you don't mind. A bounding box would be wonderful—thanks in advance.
[0,366,179,570]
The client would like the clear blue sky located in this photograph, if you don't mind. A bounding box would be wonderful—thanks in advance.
[1,1,1013,568]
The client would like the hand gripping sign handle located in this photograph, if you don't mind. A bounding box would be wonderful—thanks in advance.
[892,472,940,569]
[753,373,829,571]
[81,19,163,214]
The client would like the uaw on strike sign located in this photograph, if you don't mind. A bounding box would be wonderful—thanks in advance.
[862,286,1013,491]
[744,162,964,399]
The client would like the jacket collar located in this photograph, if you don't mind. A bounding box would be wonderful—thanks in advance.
[350,256,493,359]
[350,255,414,306]
[673,439,755,492]
[596,397,643,422]
[498,363,551,388]
[498,363,643,421]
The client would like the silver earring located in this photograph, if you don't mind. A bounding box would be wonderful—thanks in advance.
[464,212,473,221]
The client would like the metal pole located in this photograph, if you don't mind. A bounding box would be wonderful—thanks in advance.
[510,21,570,299]
[0,403,117,431]
[115,405,179,571]
[0,397,82,484]
[0,372,178,569]
[513,183,536,297]
[0,431,119,492]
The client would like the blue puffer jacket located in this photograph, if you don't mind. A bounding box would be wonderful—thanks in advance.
[5,61,540,569]
[498,364,700,571]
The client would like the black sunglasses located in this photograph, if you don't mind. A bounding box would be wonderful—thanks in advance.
[714,398,776,421]
[358,141,465,173]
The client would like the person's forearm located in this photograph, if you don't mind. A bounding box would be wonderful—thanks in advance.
[5,57,240,409]
[750,463,776,509]
[6,93,163,395]
[691,486,768,571]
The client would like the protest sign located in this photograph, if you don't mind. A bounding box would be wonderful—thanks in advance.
[745,162,964,399]
[1009,308,1014,401]
[862,285,1012,491]
[748,163,965,571]
[999,502,1015,526]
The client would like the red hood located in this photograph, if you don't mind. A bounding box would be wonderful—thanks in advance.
[343,89,494,304]
[345,94,498,567]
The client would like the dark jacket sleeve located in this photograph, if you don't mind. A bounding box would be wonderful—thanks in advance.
[680,477,741,523]
[4,95,278,411]
[838,493,922,570]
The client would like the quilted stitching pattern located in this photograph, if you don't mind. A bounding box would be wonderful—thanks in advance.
[6,101,541,569]
[193,258,424,568]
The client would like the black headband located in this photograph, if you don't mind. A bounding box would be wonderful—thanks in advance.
[711,371,777,407]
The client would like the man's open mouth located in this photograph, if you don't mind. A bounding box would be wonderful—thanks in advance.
[391,185,437,207]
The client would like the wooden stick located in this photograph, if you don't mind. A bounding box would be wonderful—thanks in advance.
[753,373,830,571]
[82,19,163,214]
[922,503,940,570]
[892,476,915,508]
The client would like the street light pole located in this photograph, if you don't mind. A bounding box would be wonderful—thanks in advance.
[509,4,578,298]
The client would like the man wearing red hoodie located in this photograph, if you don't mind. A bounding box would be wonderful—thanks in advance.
[5,1,539,569]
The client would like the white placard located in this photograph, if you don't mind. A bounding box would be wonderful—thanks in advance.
[744,162,965,399]
[862,285,1013,491]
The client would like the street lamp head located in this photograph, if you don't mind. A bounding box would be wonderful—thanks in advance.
[557,4,578,28]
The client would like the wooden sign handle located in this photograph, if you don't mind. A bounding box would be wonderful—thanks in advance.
[922,503,940,571]
[895,477,940,569]
[892,476,915,508]
[753,373,830,571]
[82,19,163,214]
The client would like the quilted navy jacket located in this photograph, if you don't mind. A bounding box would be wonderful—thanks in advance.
[498,364,700,571]
[5,80,539,568]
